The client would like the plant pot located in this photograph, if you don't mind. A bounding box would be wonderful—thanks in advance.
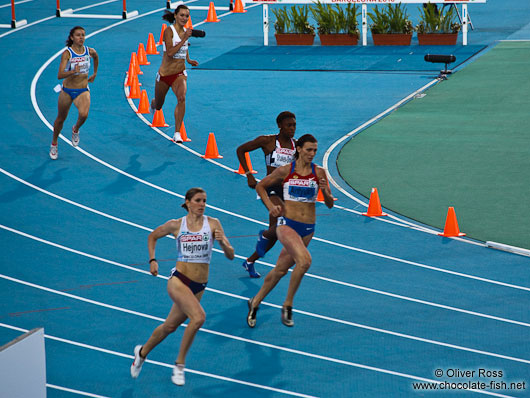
[275,33,315,46]
[372,33,412,46]
[417,33,458,45]
[319,33,358,46]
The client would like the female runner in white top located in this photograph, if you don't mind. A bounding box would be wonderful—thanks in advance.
[130,187,234,386]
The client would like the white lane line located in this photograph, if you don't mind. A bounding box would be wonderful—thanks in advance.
[1,243,529,365]
[0,323,317,398]
[28,14,516,288]
[0,323,519,398]
[321,80,486,247]
[47,384,111,398]
[1,167,529,327]
[7,137,528,291]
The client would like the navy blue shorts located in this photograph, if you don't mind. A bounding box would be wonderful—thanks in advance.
[277,216,315,238]
[170,269,207,295]
[62,86,89,100]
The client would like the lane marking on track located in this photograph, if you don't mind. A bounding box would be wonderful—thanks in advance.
[2,167,529,294]
[1,237,529,365]
[0,321,520,398]
[0,322,317,398]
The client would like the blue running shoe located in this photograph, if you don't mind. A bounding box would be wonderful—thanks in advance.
[255,229,269,258]
[242,260,261,278]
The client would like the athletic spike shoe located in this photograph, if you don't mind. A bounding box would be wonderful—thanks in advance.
[173,132,183,144]
[71,127,80,147]
[130,345,145,378]
[247,297,258,328]
[171,364,185,386]
[49,144,58,160]
[281,305,294,327]
[242,260,261,278]
[255,230,269,258]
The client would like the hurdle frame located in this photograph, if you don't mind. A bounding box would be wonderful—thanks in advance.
[249,0,486,46]
[0,0,28,29]
[56,0,138,19]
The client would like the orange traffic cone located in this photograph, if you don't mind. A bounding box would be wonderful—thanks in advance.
[185,15,193,29]
[179,122,192,142]
[146,33,159,55]
[201,132,223,158]
[438,207,466,237]
[362,188,387,217]
[137,90,150,114]
[137,43,150,65]
[125,62,136,86]
[233,0,246,13]
[205,2,220,22]
[316,181,337,202]
[151,109,169,127]
[234,152,257,174]
[157,24,166,45]
[128,52,142,75]
[127,75,141,99]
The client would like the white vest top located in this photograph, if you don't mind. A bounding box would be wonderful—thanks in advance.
[175,216,213,263]
[163,25,188,60]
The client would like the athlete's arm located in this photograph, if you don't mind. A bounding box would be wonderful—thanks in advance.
[88,47,98,83]
[256,165,289,217]
[57,50,78,80]
[316,166,334,209]
[236,136,270,188]
[209,218,234,260]
[164,27,191,58]
[147,219,181,276]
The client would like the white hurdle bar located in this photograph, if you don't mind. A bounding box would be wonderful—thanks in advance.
[0,0,28,29]
[56,0,138,19]
[251,0,486,46]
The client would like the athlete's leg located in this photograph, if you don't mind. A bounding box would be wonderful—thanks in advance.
[139,277,204,361]
[171,76,187,135]
[72,91,91,133]
[152,78,171,110]
[52,91,73,145]
[276,227,313,308]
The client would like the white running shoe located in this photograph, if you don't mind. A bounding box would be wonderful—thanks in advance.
[71,127,80,147]
[171,364,185,386]
[130,345,145,378]
[173,132,183,143]
[49,144,58,160]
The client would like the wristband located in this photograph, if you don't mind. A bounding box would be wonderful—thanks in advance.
[149,258,157,264]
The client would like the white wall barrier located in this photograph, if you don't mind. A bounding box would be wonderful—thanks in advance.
[0,327,47,398]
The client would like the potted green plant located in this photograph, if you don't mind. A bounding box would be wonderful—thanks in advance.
[416,3,461,45]
[310,2,359,46]
[368,4,414,46]
[273,5,315,45]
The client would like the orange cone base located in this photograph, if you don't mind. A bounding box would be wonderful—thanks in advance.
[234,166,257,174]
[202,154,223,159]
[438,231,466,237]
[362,211,387,216]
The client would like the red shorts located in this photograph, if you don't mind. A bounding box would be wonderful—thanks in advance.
[157,71,187,86]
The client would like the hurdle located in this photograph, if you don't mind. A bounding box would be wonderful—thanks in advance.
[250,0,486,46]
[0,0,28,29]
[56,0,138,19]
